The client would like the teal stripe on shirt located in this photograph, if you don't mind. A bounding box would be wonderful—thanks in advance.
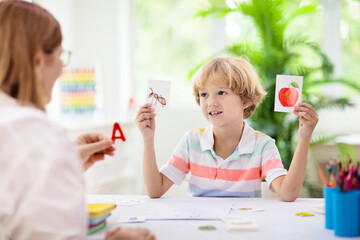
[179,133,276,158]
[189,183,262,198]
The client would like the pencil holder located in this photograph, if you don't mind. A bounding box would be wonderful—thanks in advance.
[323,186,338,229]
[333,190,360,237]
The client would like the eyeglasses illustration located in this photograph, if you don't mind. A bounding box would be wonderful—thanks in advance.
[148,87,166,107]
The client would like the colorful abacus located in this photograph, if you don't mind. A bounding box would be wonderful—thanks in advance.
[59,68,97,114]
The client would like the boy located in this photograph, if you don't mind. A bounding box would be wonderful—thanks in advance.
[136,57,318,201]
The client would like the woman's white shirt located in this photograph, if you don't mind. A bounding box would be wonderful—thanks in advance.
[0,92,86,239]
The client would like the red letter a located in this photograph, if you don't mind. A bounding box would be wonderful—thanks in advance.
[111,122,126,142]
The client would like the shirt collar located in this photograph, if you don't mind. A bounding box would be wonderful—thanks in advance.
[237,122,256,155]
[0,91,17,107]
[200,125,214,152]
[199,122,256,155]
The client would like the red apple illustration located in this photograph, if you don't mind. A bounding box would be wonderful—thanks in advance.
[278,82,299,107]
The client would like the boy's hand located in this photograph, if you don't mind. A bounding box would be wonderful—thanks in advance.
[135,103,156,140]
[293,102,319,140]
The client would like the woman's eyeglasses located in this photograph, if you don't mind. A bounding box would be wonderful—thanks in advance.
[60,50,71,67]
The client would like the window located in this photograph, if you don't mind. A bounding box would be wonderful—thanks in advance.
[134,0,213,107]
[342,0,360,96]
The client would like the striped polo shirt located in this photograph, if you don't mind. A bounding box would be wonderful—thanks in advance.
[160,122,287,197]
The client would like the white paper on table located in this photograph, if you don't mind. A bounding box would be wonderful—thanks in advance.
[308,204,324,214]
[146,80,171,116]
[146,201,233,220]
[274,74,303,113]
[117,199,146,207]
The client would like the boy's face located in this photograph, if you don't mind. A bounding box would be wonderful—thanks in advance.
[198,80,249,129]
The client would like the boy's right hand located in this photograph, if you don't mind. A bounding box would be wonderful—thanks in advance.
[135,103,156,140]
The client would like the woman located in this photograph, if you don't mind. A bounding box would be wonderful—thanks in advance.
[0,1,154,239]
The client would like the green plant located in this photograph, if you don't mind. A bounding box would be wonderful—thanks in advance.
[193,0,360,169]
[336,142,357,164]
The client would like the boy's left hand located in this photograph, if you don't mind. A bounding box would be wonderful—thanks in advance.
[293,102,319,140]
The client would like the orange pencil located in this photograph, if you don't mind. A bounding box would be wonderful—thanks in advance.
[316,163,329,187]
[329,172,337,187]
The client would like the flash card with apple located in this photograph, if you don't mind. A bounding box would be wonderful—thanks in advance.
[274,75,303,113]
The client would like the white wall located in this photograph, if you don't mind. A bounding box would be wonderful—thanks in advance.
[36,0,132,120]
[315,97,360,135]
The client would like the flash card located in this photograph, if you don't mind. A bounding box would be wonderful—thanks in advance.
[274,75,303,113]
[146,80,171,116]
[225,219,259,232]
[231,205,264,213]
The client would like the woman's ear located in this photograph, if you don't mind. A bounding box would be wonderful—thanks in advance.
[34,50,45,79]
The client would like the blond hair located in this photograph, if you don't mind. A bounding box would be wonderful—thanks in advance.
[0,0,62,111]
[193,57,267,119]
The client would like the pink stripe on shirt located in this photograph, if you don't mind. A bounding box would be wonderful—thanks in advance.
[169,156,262,181]
[168,155,190,174]
[261,158,283,179]
[190,162,261,181]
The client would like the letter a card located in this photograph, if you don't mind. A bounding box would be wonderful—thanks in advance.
[147,80,171,116]
[274,75,303,113]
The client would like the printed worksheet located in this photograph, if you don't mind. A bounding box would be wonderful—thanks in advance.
[146,202,232,220]
[146,198,233,220]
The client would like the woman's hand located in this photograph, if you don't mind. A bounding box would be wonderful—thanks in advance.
[75,133,115,171]
[105,227,155,240]
[135,103,156,140]
[293,102,319,140]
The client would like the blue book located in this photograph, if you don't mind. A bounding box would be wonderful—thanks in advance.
[88,213,111,225]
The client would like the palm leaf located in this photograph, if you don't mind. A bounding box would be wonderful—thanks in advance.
[239,0,286,49]
[336,143,356,164]
[284,57,317,76]
[226,42,263,66]
[310,133,345,146]
[310,95,354,110]
[195,0,233,18]
[284,4,318,28]
[307,79,360,93]
[285,37,334,77]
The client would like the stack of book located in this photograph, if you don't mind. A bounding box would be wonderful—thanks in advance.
[88,203,116,235]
